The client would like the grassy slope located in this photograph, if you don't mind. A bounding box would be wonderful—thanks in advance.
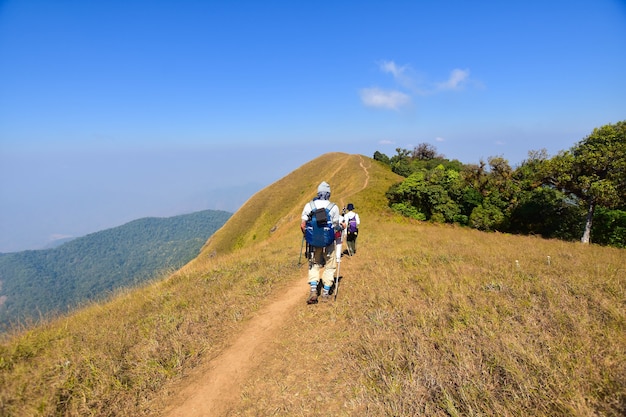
[0,153,624,416]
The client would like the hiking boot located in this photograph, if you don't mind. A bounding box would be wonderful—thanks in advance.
[307,291,318,304]
[320,293,330,302]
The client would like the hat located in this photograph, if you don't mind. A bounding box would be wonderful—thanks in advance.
[317,181,331,194]
[347,203,354,210]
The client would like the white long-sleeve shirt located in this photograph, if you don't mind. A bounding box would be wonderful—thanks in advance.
[344,210,360,227]
[301,199,342,230]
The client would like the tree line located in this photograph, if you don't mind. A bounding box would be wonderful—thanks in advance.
[374,120,626,247]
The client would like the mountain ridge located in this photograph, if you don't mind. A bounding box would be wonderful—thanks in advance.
[0,152,623,417]
[0,209,231,332]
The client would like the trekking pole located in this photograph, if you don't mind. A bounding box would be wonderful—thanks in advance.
[335,217,350,300]
[341,227,353,257]
[298,235,305,265]
[333,227,344,300]
[335,234,343,261]
[334,255,341,301]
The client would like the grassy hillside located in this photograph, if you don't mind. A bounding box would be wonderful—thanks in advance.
[0,153,624,416]
[0,209,231,333]
[194,152,390,256]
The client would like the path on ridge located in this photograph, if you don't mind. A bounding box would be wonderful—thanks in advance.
[163,280,304,417]
[358,155,370,190]
[161,156,371,416]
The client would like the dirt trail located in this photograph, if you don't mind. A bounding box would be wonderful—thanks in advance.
[358,155,370,190]
[163,278,305,417]
[162,156,370,416]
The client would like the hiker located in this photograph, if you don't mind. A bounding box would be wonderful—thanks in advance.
[344,203,360,255]
[300,181,345,304]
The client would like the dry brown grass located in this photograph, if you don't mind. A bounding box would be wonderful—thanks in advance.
[1,153,624,417]
[229,219,625,416]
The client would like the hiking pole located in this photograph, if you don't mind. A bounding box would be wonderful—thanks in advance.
[298,235,305,265]
[333,228,344,301]
[344,228,353,257]
[334,255,341,301]
[342,229,352,256]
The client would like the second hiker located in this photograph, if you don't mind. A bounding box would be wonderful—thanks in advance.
[301,181,345,304]
[343,203,360,255]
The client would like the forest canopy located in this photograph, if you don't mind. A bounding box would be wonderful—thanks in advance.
[375,120,626,247]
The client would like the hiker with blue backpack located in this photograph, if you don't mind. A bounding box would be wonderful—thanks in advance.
[343,203,360,255]
[300,181,345,304]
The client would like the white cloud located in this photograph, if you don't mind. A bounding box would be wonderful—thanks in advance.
[379,60,419,91]
[379,139,395,145]
[436,68,470,91]
[380,60,406,79]
[359,87,411,110]
[360,62,477,110]
[435,137,445,142]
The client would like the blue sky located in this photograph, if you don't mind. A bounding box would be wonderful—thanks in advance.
[1,0,625,252]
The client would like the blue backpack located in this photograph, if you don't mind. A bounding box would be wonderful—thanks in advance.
[305,201,336,248]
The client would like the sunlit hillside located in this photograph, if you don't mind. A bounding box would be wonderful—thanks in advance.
[0,153,623,417]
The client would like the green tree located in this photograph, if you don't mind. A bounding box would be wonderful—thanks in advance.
[469,203,505,231]
[590,207,626,248]
[390,148,413,177]
[373,151,391,165]
[508,186,584,240]
[545,121,626,243]
[386,165,463,223]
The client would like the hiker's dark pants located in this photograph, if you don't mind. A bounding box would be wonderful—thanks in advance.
[347,232,357,254]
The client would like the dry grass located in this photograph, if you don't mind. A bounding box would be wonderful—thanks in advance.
[229,219,625,417]
[1,153,624,416]
[345,223,624,416]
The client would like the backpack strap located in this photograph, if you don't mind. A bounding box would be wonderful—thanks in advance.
[330,203,339,231]
[307,201,316,220]
[327,203,336,225]
[309,201,335,216]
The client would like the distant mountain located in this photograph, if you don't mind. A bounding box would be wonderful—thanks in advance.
[42,237,76,249]
[0,209,231,332]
